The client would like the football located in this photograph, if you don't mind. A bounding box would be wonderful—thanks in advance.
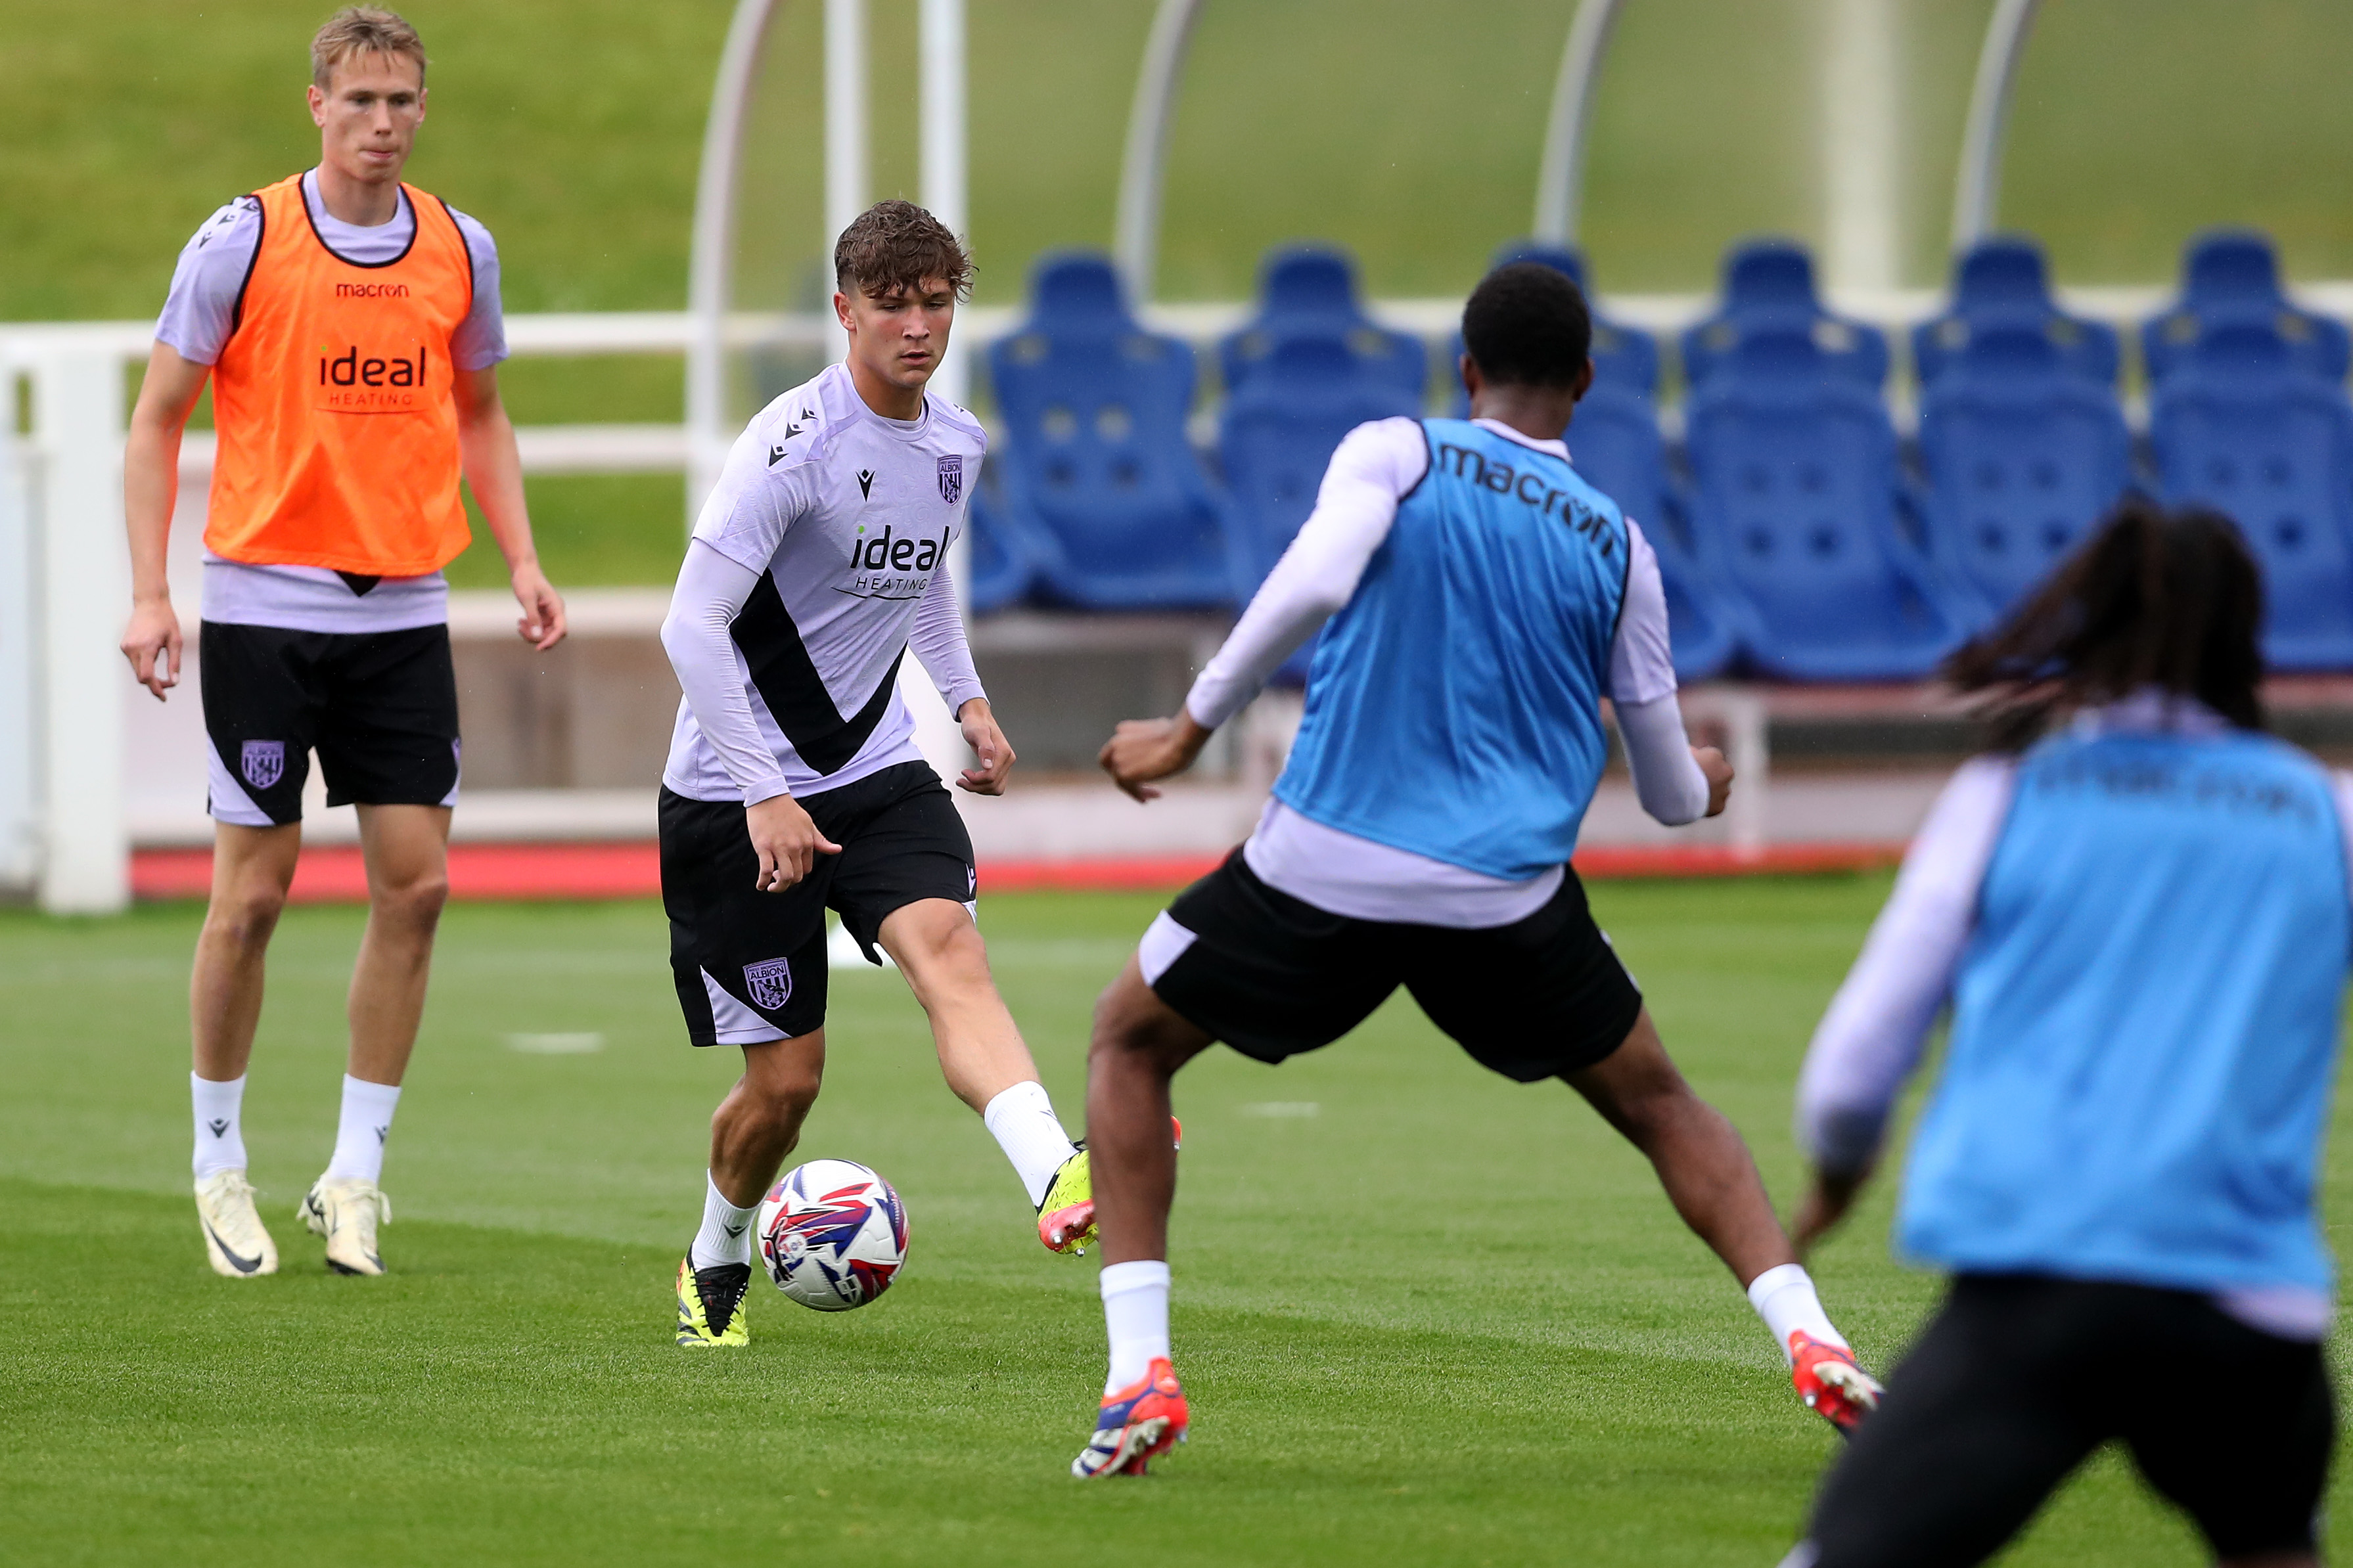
[757,1159,909,1310]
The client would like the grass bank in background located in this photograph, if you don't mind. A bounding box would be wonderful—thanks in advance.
[10,0,2353,325]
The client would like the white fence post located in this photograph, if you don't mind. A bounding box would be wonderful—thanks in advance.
[1721,688,1771,861]
[1822,0,1902,294]
[32,348,129,913]
[0,361,37,893]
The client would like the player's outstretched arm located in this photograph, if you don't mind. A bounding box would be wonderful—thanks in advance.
[1099,711,1214,803]
[120,342,210,701]
[1099,420,1411,804]
[453,365,565,650]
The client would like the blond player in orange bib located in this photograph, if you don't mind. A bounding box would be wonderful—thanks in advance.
[118,8,566,1279]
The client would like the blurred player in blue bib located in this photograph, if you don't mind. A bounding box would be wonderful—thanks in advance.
[1070,263,1881,1479]
[1783,499,2349,1567]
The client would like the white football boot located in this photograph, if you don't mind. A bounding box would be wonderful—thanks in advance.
[194,1170,279,1278]
[299,1176,391,1276]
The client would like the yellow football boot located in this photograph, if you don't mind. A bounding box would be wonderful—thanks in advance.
[1038,1118,1182,1255]
[675,1257,752,1347]
[1038,1147,1097,1255]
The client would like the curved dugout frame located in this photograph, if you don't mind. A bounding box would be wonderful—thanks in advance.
[687,0,967,515]
[1110,0,1630,302]
[1950,0,2044,251]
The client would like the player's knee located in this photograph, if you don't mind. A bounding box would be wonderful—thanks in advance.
[899,906,986,970]
[754,1062,823,1123]
[206,883,287,949]
[373,872,449,931]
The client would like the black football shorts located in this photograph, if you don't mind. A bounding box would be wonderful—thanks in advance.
[200,621,461,828]
[1800,1274,2335,1567]
[660,761,977,1045]
[1143,849,1643,1081]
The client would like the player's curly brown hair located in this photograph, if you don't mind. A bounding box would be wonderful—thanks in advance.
[833,200,972,300]
[1946,496,2266,750]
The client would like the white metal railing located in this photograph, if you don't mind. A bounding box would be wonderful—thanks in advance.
[0,312,713,912]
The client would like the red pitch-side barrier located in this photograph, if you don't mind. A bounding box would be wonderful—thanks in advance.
[129,840,1904,903]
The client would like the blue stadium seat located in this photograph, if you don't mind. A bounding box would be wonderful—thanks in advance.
[1557,383,1736,682]
[1448,240,1660,409]
[2185,229,2282,303]
[1218,338,1425,595]
[1684,328,1967,681]
[1911,236,2120,388]
[985,252,1239,610]
[1681,239,1890,394]
[1917,323,2132,632]
[1644,519,1741,686]
[2142,229,2352,386]
[961,483,1036,614]
[1215,338,1423,683]
[1219,246,1427,401]
[2153,321,2353,671]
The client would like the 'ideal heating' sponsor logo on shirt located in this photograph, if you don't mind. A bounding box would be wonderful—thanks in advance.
[1434,441,1616,559]
[842,524,951,601]
[313,343,430,413]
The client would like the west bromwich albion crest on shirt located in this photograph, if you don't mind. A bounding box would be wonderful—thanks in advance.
[664,361,988,797]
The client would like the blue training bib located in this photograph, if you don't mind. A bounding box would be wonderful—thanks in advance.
[1274,420,1630,881]
[1901,728,2351,1294]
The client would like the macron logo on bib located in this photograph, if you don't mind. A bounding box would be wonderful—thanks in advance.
[1434,440,1618,560]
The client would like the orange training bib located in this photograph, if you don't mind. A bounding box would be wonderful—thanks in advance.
[204,173,474,577]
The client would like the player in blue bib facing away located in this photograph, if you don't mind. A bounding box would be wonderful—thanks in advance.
[1783,501,2349,1568]
[1068,263,1882,1479]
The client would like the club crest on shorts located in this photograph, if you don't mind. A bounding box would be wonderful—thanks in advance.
[744,957,794,1012]
[937,453,963,505]
[240,740,285,790]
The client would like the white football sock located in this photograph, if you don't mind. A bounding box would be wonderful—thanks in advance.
[323,1075,401,1184]
[691,1173,759,1271]
[1101,1259,1173,1395]
[1748,1263,1849,1363]
[983,1080,1079,1207]
[191,1073,248,1179]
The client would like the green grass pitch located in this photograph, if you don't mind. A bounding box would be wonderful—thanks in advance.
[4,878,2344,1563]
